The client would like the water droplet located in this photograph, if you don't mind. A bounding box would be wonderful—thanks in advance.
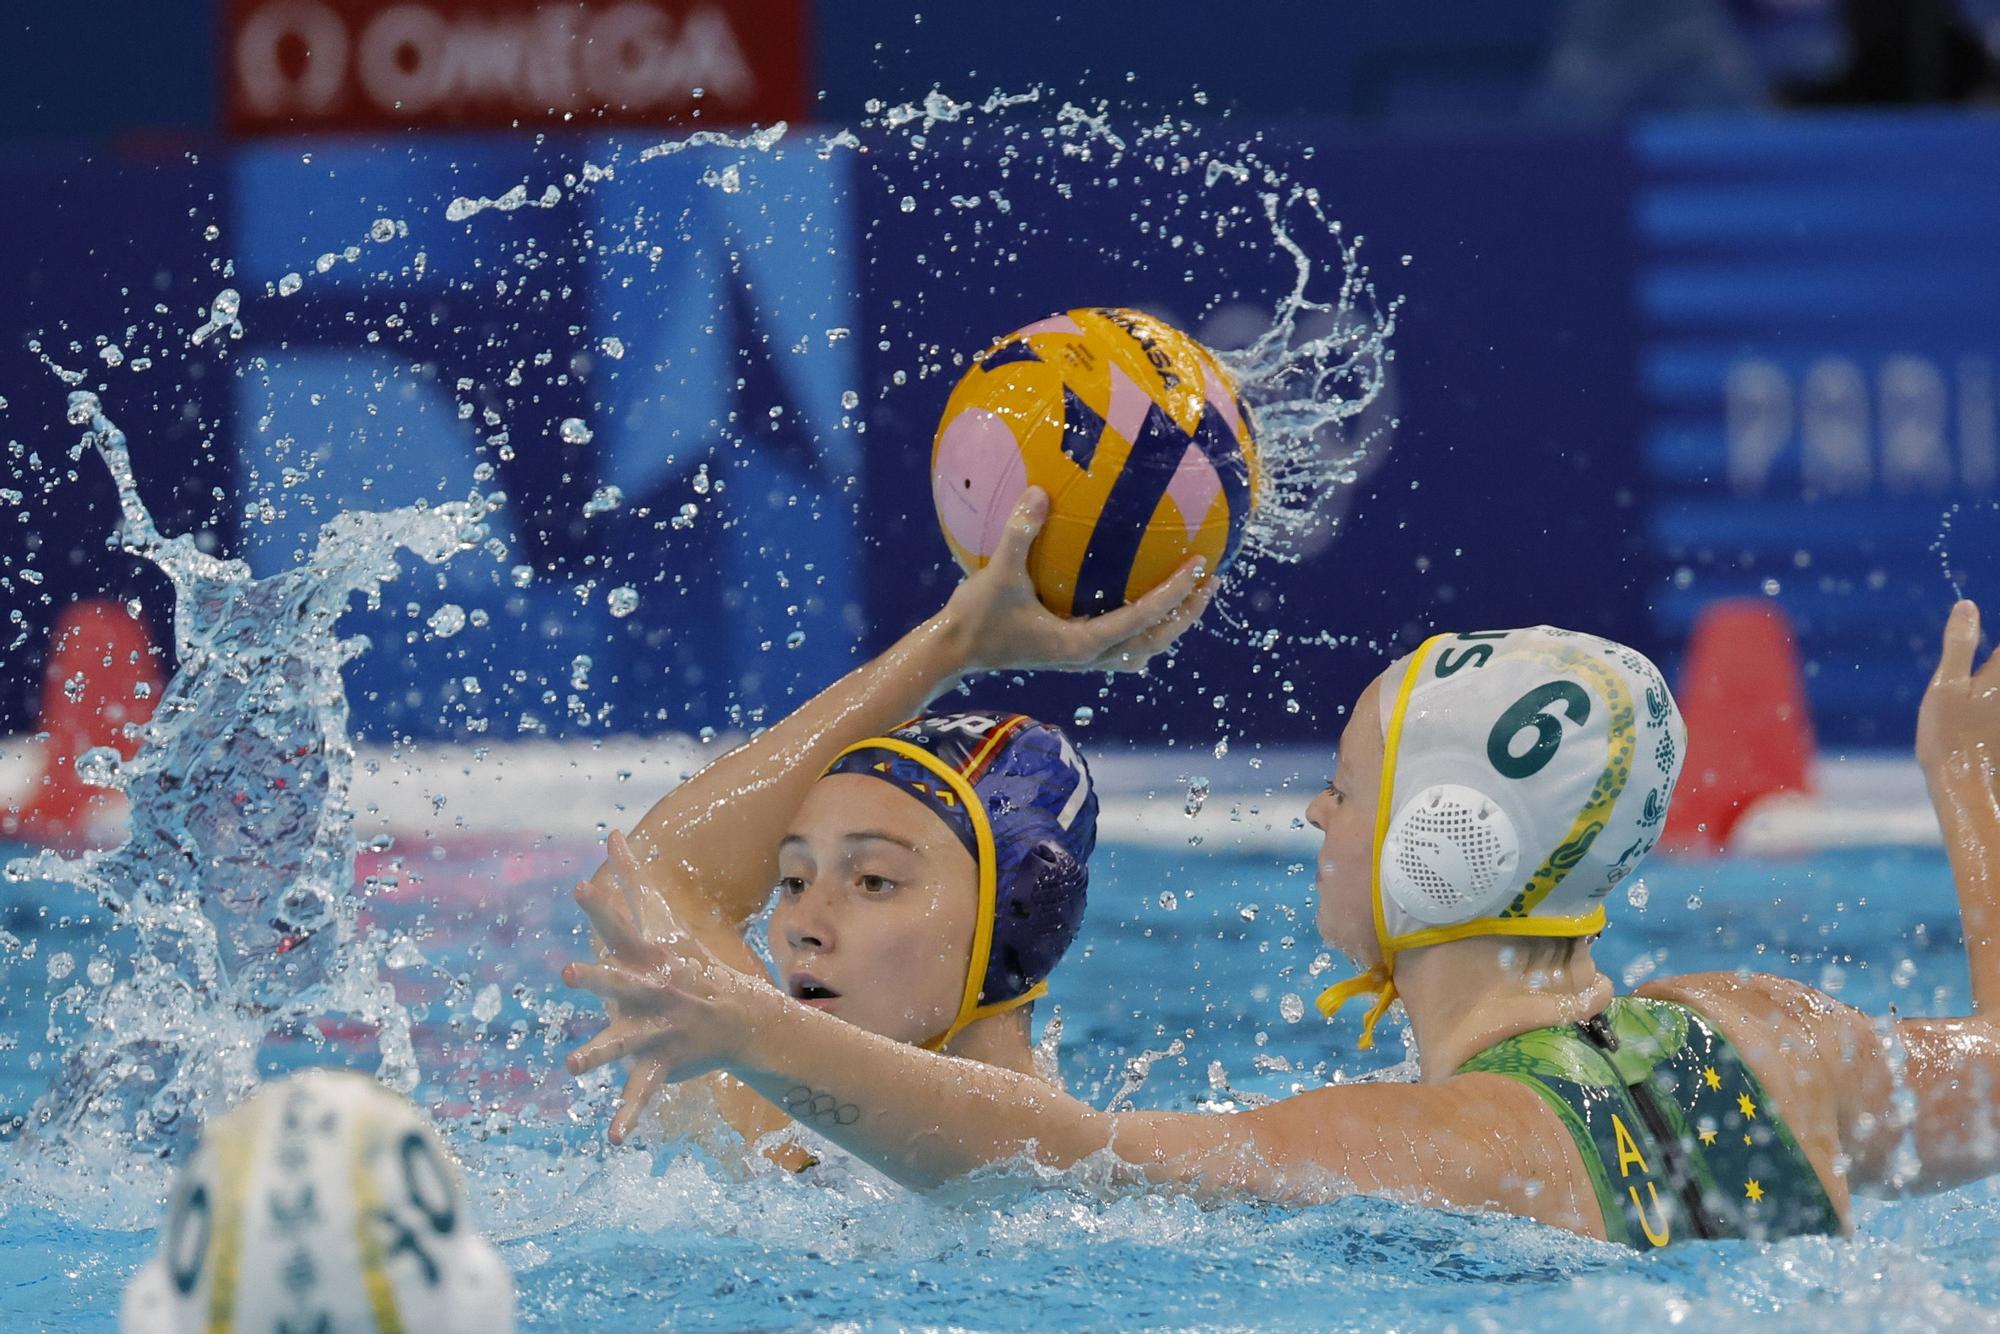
[607,586,639,617]
[509,564,535,588]
[1158,890,1179,911]
[369,218,397,243]
[1072,706,1095,726]
[86,956,114,986]
[840,389,860,411]
[277,272,303,297]
[558,417,594,445]
[582,485,624,517]
[75,746,123,790]
[900,196,916,213]
[1280,993,1305,1023]
[691,465,711,495]
[785,629,806,649]
[472,983,502,1024]
[599,336,626,360]
[426,604,467,638]
[1184,776,1210,817]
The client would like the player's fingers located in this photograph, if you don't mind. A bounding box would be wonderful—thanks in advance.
[986,487,1050,576]
[609,1059,668,1145]
[607,830,657,929]
[566,1024,647,1075]
[574,878,638,947]
[1098,577,1218,668]
[1074,555,1206,649]
[563,959,668,1008]
[1936,599,1980,686]
[574,879,649,957]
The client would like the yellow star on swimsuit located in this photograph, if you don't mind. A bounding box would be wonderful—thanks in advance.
[1745,1179,1765,1203]
[1737,1091,1757,1118]
[1698,1127,1718,1146]
[1704,1066,1722,1091]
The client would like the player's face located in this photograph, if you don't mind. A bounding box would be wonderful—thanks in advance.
[767,775,979,1046]
[1306,676,1386,965]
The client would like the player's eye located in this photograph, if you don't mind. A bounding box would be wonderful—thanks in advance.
[778,876,807,896]
[859,874,896,895]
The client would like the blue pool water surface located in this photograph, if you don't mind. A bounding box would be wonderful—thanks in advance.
[3,839,1995,1330]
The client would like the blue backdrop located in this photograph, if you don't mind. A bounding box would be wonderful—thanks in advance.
[3,115,1992,750]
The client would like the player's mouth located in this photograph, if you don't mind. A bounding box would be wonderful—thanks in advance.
[787,973,843,1009]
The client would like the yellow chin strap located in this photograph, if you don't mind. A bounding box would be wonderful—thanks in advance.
[824,736,1043,1053]
[1314,638,1432,1049]
[1314,635,1617,1049]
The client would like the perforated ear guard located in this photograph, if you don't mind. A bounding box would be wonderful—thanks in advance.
[1379,783,1523,927]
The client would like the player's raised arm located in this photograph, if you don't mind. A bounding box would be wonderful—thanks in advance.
[1841,600,2000,1193]
[575,487,1208,958]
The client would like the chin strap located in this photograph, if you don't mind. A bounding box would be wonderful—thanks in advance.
[1315,968,1400,1051]
[923,979,1047,1053]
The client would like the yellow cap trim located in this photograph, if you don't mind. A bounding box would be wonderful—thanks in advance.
[1388,907,1608,956]
[203,1100,265,1334]
[350,1112,406,1334]
[1500,652,1636,918]
[1316,634,1443,1049]
[1318,635,1627,1048]
[827,736,1005,1051]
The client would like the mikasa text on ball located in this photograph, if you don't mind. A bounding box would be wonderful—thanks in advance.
[931,308,1262,616]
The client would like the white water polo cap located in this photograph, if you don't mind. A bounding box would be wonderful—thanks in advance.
[1316,627,1686,1047]
[121,1069,515,1334]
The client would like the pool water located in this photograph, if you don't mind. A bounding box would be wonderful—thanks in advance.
[3,836,1994,1330]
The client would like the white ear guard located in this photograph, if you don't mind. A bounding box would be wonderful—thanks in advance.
[1379,783,1523,927]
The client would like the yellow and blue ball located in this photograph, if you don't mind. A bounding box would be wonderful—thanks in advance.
[931,308,1262,616]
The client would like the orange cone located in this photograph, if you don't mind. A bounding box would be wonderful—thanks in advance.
[1661,599,1815,854]
[3,598,161,846]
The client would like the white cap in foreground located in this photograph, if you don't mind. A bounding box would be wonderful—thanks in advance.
[121,1068,515,1334]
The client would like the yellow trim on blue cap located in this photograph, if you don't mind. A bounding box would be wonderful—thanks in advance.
[825,736,1037,1051]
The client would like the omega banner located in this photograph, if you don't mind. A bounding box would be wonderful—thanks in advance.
[226,0,806,133]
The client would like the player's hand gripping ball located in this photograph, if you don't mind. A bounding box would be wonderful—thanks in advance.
[931,308,1262,616]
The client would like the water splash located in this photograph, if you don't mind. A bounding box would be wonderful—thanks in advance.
[1104,1037,1186,1113]
[820,88,1399,650]
[1934,499,2000,605]
[1221,185,1399,568]
[4,391,485,1166]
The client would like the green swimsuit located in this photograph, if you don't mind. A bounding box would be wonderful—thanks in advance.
[1457,995,1842,1248]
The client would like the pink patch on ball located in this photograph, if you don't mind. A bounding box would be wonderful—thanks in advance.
[1201,363,1246,443]
[1163,445,1224,543]
[1106,363,1154,445]
[1012,314,1082,338]
[933,409,1028,560]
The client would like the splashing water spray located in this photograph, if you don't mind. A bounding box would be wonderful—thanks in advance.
[4,391,487,1175]
[3,96,1395,1185]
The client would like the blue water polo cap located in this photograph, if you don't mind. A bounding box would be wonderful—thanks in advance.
[822,711,1097,1047]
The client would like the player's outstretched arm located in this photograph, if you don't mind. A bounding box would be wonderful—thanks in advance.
[562,887,1599,1233]
[1648,603,2000,1200]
